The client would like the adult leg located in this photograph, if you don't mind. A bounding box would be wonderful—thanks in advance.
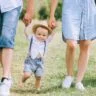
[0,7,21,95]
[2,48,13,78]
[0,11,3,66]
[77,40,91,82]
[66,40,77,76]
[1,7,21,79]
[62,40,77,88]
[0,49,2,65]
[0,48,13,95]
[76,40,91,90]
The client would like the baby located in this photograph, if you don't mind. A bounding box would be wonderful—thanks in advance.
[20,24,54,91]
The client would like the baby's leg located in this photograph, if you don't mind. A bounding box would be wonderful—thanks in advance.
[35,76,41,89]
[35,60,44,90]
[19,72,31,87]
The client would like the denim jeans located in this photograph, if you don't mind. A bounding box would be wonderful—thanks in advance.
[0,6,21,48]
[24,56,44,77]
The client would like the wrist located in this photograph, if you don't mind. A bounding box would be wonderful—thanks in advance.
[50,15,54,18]
[50,12,55,17]
[26,11,34,17]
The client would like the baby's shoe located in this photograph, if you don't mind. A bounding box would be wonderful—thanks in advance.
[62,76,74,89]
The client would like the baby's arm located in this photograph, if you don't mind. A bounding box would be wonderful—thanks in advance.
[24,27,29,39]
[47,31,55,43]
[24,27,32,41]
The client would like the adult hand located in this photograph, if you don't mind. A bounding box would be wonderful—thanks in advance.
[23,12,33,26]
[48,16,57,30]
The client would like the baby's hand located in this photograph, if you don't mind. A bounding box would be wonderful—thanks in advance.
[51,21,57,30]
[23,12,32,26]
[48,16,57,30]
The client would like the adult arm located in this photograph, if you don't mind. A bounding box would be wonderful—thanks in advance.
[48,0,58,29]
[23,0,34,26]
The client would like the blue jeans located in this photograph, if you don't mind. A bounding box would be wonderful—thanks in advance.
[0,6,21,48]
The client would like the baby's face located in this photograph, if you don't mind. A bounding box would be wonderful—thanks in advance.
[35,27,49,41]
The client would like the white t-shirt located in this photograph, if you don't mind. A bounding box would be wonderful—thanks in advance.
[27,35,52,59]
[0,0,23,13]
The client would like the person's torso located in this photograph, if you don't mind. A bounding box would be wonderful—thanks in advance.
[29,36,47,59]
[0,0,23,13]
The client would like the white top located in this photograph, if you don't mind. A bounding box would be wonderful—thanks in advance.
[27,35,52,59]
[0,0,23,13]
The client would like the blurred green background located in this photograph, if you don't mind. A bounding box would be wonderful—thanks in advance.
[20,0,62,20]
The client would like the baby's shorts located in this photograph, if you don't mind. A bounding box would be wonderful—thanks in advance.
[24,56,44,77]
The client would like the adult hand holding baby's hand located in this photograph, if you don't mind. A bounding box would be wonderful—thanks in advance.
[23,12,33,26]
[48,16,57,30]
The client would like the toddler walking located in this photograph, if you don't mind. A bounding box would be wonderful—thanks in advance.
[20,24,54,91]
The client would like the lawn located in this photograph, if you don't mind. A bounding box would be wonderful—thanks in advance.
[0,20,96,96]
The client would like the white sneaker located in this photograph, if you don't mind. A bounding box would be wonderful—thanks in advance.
[62,76,74,89]
[0,79,12,96]
[75,82,85,91]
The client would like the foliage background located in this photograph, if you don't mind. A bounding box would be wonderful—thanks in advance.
[20,0,62,20]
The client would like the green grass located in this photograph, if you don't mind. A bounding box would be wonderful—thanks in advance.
[1,20,96,96]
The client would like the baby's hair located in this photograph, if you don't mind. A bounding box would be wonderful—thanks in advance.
[32,24,52,35]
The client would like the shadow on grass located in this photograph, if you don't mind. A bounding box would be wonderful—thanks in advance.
[12,73,65,94]
[12,74,96,94]
[12,84,61,94]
